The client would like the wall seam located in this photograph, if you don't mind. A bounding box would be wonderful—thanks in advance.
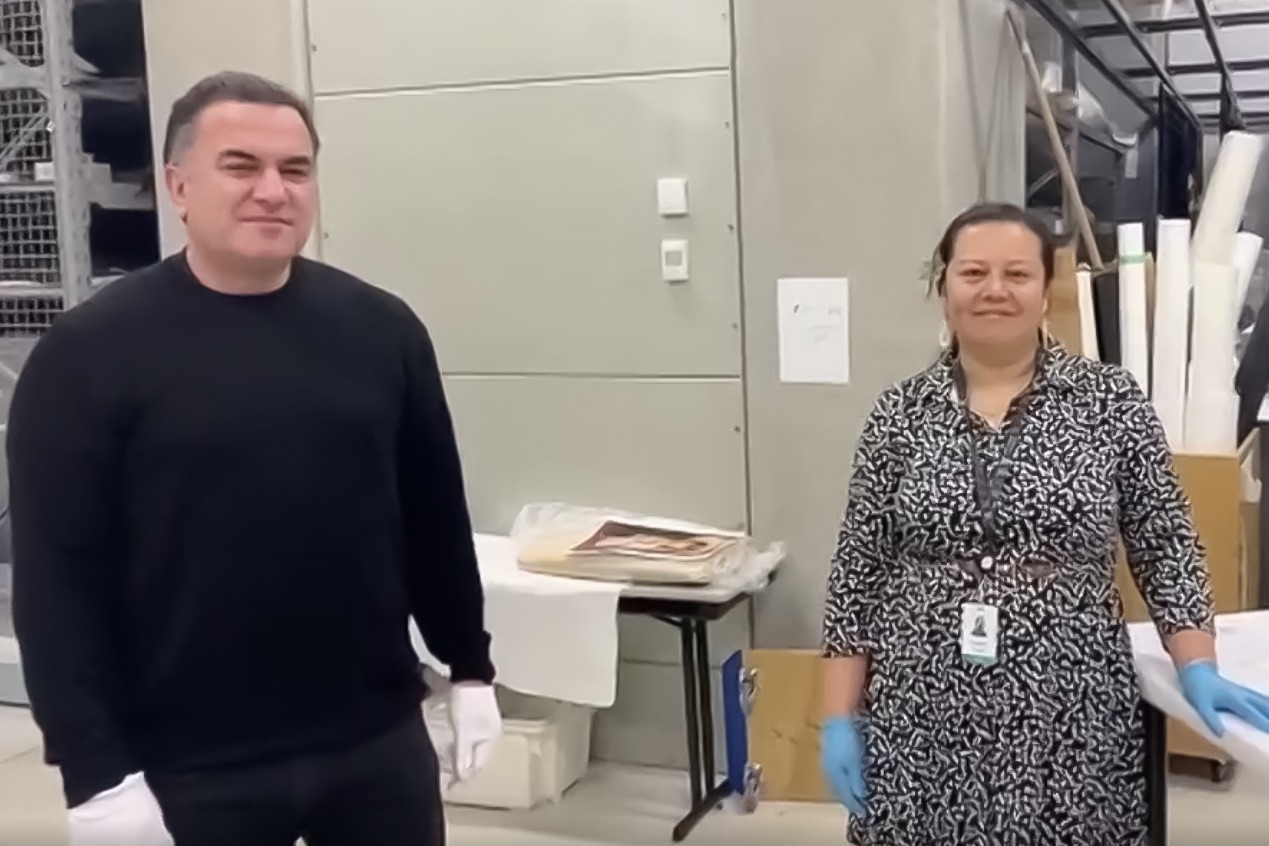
[312,67,731,99]
[936,0,953,221]
[725,0,758,652]
[289,0,324,261]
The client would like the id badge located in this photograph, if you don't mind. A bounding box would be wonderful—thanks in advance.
[960,602,1000,666]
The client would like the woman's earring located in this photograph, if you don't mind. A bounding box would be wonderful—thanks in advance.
[1040,319,1053,346]
[938,321,952,348]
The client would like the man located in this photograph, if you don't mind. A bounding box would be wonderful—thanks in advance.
[6,71,501,845]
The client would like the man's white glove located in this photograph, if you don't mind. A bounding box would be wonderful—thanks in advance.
[67,773,173,846]
[447,682,502,785]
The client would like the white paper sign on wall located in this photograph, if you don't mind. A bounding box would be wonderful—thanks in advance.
[776,276,850,385]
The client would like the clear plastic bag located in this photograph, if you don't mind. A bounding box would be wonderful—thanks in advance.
[509,502,784,591]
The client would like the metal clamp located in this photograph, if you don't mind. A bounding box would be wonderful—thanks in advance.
[740,762,763,813]
[738,666,759,715]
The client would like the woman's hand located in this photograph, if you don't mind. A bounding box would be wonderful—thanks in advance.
[1178,660,1269,737]
[820,716,867,818]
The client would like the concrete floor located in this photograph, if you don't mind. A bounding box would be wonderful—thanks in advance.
[0,706,1266,845]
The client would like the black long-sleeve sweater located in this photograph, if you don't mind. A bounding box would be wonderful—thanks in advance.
[6,254,493,807]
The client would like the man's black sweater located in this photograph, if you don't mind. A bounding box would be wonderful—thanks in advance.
[6,254,493,807]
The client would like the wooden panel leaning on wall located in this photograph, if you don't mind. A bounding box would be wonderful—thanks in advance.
[744,649,833,803]
[1046,245,1084,354]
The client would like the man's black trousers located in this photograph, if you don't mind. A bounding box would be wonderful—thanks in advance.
[149,717,445,846]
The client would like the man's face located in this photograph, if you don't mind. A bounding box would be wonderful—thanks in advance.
[165,101,317,265]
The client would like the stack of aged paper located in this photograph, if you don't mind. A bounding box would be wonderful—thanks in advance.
[517,519,740,585]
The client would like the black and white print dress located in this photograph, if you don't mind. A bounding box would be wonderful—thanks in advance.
[822,343,1215,846]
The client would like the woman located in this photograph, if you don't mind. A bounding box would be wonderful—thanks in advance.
[818,203,1269,845]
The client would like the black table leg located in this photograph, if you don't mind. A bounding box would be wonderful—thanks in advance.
[670,618,735,842]
[1144,703,1168,846]
[693,620,716,788]
[679,620,704,808]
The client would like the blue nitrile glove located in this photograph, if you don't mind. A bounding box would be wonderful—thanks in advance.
[820,715,867,818]
[1178,660,1269,738]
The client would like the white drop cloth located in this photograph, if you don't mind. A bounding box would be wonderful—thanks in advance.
[412,534,622,709]
[1130,611,1269,775]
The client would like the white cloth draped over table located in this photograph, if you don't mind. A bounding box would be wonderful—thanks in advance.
[412,534,623,709]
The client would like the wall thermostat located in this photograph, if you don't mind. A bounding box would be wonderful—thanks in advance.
[661,238,689,282]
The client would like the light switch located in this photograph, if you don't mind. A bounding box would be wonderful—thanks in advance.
[661,238,689,282]
[656,177,689,217]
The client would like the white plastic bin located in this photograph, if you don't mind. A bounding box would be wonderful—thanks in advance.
[424,687,593,810]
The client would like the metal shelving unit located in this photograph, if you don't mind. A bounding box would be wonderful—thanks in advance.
[1022,0,1189,126]
[1100,4,1266,137]
[1018,0,1263,239]
[0,0,91,335]
[0,0,155,338]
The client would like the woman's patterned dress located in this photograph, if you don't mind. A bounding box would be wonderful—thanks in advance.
[821,344,1215,846]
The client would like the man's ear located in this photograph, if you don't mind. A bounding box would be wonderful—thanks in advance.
[165,163,188,223]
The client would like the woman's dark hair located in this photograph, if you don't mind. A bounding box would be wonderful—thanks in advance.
[926,203,1058,296]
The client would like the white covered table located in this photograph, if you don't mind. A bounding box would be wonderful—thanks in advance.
[414,531,782,842]
[413,534,782,712]
[1130,610,1269,846]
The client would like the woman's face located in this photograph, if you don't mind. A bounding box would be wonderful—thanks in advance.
[943,221,1048,352]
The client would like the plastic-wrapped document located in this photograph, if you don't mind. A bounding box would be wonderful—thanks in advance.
[512,502,774,586]
[518,519,738,584]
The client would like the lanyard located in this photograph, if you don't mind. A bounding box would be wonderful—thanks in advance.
[952,350,1044,580]
[967,400,1031,560]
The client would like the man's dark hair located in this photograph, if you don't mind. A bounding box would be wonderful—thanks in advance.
[162,71,321,164]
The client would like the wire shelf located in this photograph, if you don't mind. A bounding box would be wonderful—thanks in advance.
[0,1,45,67]
[0,290,61,336]
[0,190,58,284]
[0,187,62,333]
[0,87,50,180]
